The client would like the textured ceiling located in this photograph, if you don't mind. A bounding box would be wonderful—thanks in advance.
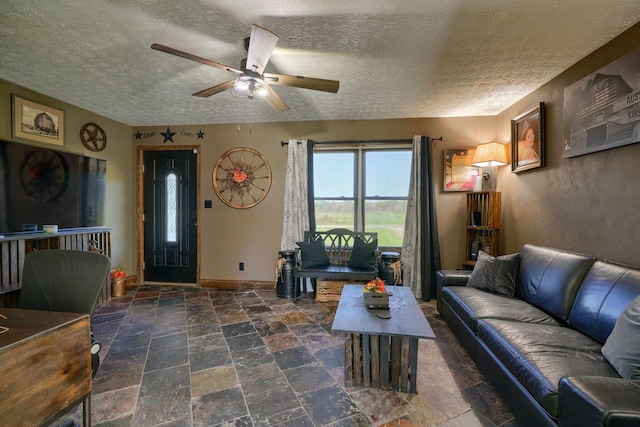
[1,1,639,126]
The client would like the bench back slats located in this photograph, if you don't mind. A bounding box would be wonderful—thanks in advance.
[304,228,378,266]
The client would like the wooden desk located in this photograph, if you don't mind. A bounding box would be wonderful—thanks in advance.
[332,285,435,393]
[0,308,92,426]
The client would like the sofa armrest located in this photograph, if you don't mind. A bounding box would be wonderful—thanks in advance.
[436,270,472,314]
[559,376,640,427]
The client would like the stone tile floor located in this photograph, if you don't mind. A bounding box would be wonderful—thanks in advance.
[55,284,520,426]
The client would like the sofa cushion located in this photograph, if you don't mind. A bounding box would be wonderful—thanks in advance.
[468,251,519,296]
[442,286,561,333]
[601,294,640,380]
[516,244,595,321]
[296,238,330,268]
[477,319,619,418]
[347,236,377,270]
[568,260,640,343]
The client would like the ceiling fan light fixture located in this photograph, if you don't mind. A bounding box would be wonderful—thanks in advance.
[230,76,270,100]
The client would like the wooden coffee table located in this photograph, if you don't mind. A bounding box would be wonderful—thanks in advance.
[332,284,435,394]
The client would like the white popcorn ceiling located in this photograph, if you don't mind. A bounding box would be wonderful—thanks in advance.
[0,1,639,126]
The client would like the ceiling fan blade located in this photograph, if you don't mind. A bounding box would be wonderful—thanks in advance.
[264,84,289,112]
[192,79,236,97]
[245,25,279,75]
[151,43,243,75]
[263,73,339,93]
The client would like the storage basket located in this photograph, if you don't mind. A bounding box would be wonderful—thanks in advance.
[316,279,366,302]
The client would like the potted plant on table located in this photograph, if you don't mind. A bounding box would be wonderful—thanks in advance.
[110,267,127,297]
[362,277,390,310]
[363,277,386,294]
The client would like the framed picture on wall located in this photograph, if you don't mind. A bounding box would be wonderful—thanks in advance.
[562,47,640,158]
[11,94,65,146]
[443,148,479,192]
[511,102,545,173]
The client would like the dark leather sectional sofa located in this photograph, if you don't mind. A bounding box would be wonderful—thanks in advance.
[437,244,640,427]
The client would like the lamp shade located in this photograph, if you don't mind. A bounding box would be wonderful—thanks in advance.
[471,142,507,167]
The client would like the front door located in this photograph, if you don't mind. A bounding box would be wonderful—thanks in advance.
[143,149,198,283]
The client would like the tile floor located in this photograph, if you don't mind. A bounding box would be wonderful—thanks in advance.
[58,284,520,426]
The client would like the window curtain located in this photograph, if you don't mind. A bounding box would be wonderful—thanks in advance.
[401,135,441,299]
[0,145,7,232]
[280,139,311,251]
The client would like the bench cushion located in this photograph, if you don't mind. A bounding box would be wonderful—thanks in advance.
[296,237,330,268]
[347,236,378,269]
[296,264,376,281]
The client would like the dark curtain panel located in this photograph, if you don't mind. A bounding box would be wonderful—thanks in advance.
[307,140,316,232]
[420,136,441,299]
[402,135,442,300]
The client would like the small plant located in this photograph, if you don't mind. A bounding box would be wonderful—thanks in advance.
[363,277,386,293]
[110,267,126,281]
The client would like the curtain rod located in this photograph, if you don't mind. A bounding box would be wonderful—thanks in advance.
[280,137,442,146]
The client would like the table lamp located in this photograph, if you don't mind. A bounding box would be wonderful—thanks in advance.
[471,142,507,191]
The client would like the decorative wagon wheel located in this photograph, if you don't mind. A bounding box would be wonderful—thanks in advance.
[19,148,69,202]
[80,122,107,152]
[212,147,272,209]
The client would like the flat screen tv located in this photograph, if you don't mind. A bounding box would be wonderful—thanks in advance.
[0,140,106,235]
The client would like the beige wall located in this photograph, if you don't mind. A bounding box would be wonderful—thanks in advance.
[133,117,499,282]
[0,80,135,274]
[496,22,640,267]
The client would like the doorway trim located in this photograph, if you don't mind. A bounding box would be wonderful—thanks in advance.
[136,145,201,285]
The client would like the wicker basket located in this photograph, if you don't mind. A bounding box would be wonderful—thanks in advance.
[315,280,345,302]
[316,279,367,302]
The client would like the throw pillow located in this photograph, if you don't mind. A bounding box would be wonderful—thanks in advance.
[348,237,378,270]
[296,238,330,269]
[602,295,640,380]
[468,250,520,297]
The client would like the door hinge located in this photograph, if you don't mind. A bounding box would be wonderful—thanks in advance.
[142,213,145,221]
[143,262,145,270]
[142,164,145,173]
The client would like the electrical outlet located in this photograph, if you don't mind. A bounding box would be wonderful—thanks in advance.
[239,262,244,271]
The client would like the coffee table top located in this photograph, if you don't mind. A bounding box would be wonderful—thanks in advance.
[331,285,436,339]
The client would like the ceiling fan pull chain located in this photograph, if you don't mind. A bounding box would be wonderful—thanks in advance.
[236,96,241,133]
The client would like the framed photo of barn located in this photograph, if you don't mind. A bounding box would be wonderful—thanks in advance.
[12,94,65,146]
[563,46,640,158]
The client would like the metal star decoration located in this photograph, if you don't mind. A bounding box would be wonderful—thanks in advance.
[161,127,176,143]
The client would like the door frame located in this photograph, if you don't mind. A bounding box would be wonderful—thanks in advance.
[136,145,201,285]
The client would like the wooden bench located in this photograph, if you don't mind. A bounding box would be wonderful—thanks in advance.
[294,228,379,292]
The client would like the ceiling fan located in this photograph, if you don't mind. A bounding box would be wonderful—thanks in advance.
[151,25,340,112]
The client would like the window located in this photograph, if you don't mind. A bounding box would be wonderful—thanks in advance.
[166,172,177,242]
[313,146,412,247]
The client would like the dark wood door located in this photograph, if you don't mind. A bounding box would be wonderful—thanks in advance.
[143,150,197,283]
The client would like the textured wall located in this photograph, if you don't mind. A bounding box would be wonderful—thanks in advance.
[497,22,640,267]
